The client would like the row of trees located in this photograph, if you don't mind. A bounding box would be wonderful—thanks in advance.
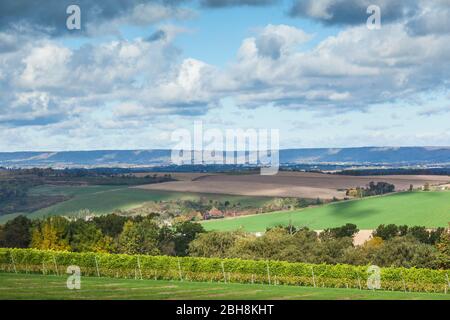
[189,224,450,269]
[0,215,205,257]
[1,215,449,269]
[346,181,395,197]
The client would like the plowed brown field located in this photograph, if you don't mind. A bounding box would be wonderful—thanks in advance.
[135,172,450,199]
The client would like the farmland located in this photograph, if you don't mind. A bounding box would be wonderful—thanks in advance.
[137,172,450,199]
[202,191,450,232]
[1,273,449,300]
[2,248,450,298]
[0,184,275,223]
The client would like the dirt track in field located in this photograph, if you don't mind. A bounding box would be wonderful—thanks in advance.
[134,172,450,199]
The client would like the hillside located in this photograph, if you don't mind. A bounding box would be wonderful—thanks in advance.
[1,147,450,168]
[201,191,450,232]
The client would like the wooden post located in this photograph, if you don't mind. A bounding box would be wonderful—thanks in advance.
[446,273,450,291]
[177,258,183,282]
[221,262,227,284]
[311,266,316,288]
[358,276,362,290]
[137,257,143,280]
[266,262,271,285]
[10,252,17,274]
[401,271,406,293]
[94,256,100,277]
[42,261,46,275]
[53,255,59,276]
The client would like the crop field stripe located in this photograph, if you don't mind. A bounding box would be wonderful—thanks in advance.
[0,185,275,222]
[202,191,450,231]
[1,273,450,300]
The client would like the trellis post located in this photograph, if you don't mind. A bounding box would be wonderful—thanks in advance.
[446,273,450,291]
[311,266,316,288]
[401,271,406,293]
[53,255,59,276]
[10,252,17,274]
[137,256,143,280]
[221,262,226,284]
[177,258,183,282]
[94,256,100,277]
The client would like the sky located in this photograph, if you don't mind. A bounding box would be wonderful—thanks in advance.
[0,0,450,151]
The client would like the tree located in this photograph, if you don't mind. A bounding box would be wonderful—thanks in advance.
[189,231,244,258]
[0,215,32,248]
[373,236,439,268]
[30,217,70,251]
[436,229,450,268]
[92,214,127,238]
[67,220,113,253]
[158,225,176,256]
[315,237,354,264]
[407,226,430,244]
[374,224,401,240]
[118,218,160,255]
[173,221,205,256]
[321,223,359,239]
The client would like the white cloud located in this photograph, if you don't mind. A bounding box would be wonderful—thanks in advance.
[222,23,450,110]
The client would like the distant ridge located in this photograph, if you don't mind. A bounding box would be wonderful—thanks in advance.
[1,147,450,168]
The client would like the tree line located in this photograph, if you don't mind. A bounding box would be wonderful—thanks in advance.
[0,215,449,270]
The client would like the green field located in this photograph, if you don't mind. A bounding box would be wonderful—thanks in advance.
[0,185,274,223]
[202,191,450,232]
[1,273,449,300]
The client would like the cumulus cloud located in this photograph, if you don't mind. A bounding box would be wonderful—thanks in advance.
[0,29,219,128]
[254,24,311,59]
[290,0,418,25]
[221,22,450,110]
[200,0,276,8]
[289,0,450,37]
[0,0,193,37]
[406,1,450,36]
[1,0,450,150]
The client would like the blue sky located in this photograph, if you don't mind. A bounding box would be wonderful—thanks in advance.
[0,0,449,151]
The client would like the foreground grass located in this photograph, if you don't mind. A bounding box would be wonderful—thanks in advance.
[1,273,449,300]
[202,191,450,232]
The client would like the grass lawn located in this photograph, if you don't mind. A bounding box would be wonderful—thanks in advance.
[202,191,450,232]
[0,185,275,223]
[1,273,449,300]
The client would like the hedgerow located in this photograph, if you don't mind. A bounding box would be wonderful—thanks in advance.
[1,248,449,294]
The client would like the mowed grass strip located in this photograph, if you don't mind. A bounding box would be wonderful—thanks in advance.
[202,191,450,232]
[1,273,449,300]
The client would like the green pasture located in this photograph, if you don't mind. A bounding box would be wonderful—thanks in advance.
[202,191,450,232]
[0,185,274,223]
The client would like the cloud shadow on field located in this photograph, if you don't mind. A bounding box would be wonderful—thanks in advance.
[328,200,380,220]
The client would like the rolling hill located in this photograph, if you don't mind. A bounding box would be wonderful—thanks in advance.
[1,147,450,168]
[201,191,450,232]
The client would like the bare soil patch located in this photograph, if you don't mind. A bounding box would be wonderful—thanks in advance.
[135,172,450,200]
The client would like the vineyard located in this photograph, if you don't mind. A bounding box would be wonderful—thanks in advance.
[1,248,450,294]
